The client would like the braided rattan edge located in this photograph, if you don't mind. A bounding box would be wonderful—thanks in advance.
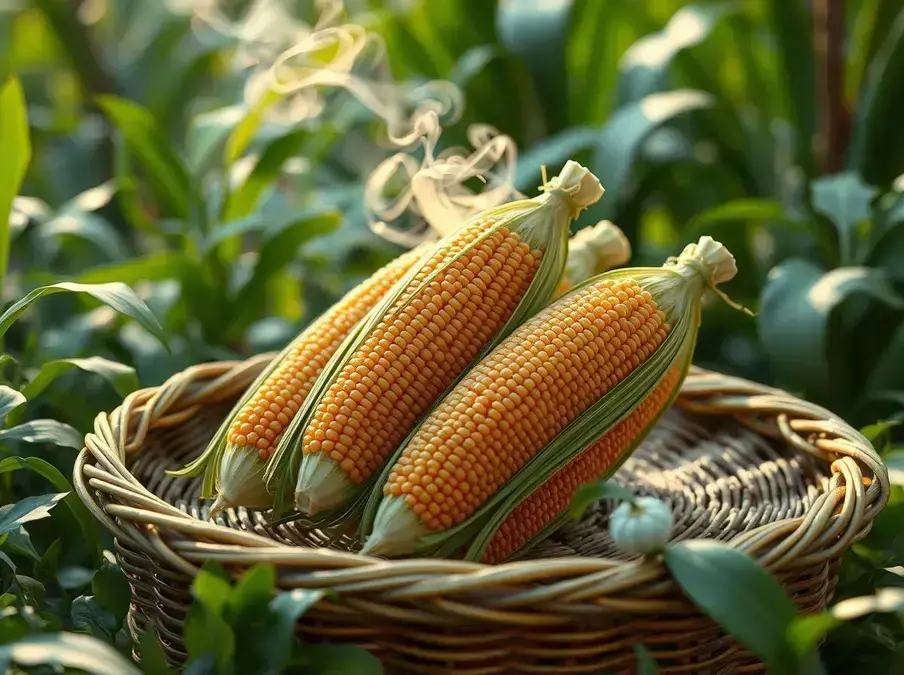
[73,355,890,621]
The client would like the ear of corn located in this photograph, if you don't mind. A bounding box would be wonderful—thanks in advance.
[359,236,739,558]
[167,243,432,512]
[556,220,631,297]
[264,161,606,522]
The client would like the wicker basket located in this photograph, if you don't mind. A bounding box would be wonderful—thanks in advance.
[73,355,889,674]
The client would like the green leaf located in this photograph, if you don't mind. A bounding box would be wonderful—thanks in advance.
[227,563,275,623]
[767,0,816,175]
[592,90,714,220]
[92,562,132,625]
[225,88,283,165]
[292,644,383,675]
[758,261,904,397]
[191,563,232,616]
[684,198,793,234]
[860,421,899,454]
[811,172,878,264]
[664,540,800,675]
[39,212,130,261]
[885,450,904,486]
[96,95,192,219]
[0,281,167,347]
[0,385,25,421]
[224,129,309,221]
[0,632,142,675]
[0,420,83,450]
[0,493,67,537]
[633,643,659,675]
[138,631,177,675]
[0,456,99,556]
[0,76,31,293]
[185,566,235,675]
[268,589,326,672]
[187,105,246,174]
[76,252,188,286]
[849,8,904,185]
[514,126,601,192]
[71,595,118,639]
[568,480,635,520]
[497,0,574,133]
[787,612,843,658]
[1,525,39,561]
[618,4,729,104]
[861,502,904,565]
[59,180,118,214]
[22,357,139,400]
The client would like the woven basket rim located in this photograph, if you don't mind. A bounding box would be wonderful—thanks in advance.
[73,354,891,591]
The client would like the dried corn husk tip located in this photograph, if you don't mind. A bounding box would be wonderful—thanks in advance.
[564,221,631,284]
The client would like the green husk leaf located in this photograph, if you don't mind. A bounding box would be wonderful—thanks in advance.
[266,164,603,523]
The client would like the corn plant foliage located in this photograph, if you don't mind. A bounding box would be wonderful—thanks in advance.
[2,0,904,672]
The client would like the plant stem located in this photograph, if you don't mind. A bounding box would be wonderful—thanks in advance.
[813,0,848,174]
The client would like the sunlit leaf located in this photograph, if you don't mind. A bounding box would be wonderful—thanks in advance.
[618,4,730,104]
[22,357,138,400]
[592,89,714,220]
[568,480,635,520]
[0,76,31,292]
[0,281,167,347]
[759,261,904,397]
[0,631,142,675]
[38,212,129,261]
[59,181,118,214]
[885,450,904,486]
[810,172,877,264]
[96,95,193,219]
[664,540,799,675]
[0,493,67,537]
[0,386,26,422]
[0,420,83,450]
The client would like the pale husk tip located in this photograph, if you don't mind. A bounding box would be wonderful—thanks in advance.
[360,496,430,557]
[295,453,356,516]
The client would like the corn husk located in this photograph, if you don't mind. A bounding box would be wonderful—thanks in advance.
[264,161,606,524]
[558,220,631,294]
[359,236,743,558]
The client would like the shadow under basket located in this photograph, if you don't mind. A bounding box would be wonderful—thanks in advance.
[73,355,890,674]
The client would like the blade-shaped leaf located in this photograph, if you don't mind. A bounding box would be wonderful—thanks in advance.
[684,199,792,234]
[39,212,129,261]
[0,456,101,553]
[0,420,83,450]
[664,540,800,675]
[0,281,167,347]
[618,4,729,104]
[0,524,39,561]
[59,181,117,214]
[96,95,192,219]
[22,357,138,400]
[514,126,601,192]
[592,90,714,220]
[811,172,877,264]
[76,252,188,285]
[634,643,660,675]
[0,76,31,291]
[0,632,142,675]
[759,261,904,396]
[0,493,67,536]
[0,386,26,421]
[885,450,904,486]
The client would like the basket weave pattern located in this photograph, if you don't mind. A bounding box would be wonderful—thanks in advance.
[73,355,889,674]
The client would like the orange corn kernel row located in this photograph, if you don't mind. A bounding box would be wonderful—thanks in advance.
[480,365,683,564]
[382,277,672,533]
[302,218,543,486]
[226,245,427,460]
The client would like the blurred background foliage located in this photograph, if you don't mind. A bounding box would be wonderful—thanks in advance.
[1,0,904,673]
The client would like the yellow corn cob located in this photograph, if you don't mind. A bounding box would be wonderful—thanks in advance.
[268,161,605,520]
[480,365,683,564]
[360,236,740,557]
[169,243,432,512]
[555,220,631,296]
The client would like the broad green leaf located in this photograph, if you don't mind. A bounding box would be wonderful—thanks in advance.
[39,212,129,261]
[514,126,600,192]
[0,76,31,293]
[787,612,842,658]
[684,199,792,235]
[22,357,138,400]
[224,129,309,221]
[293,644,383,675]
[0,281,167,347]
[59,181,118,214]
[191,563,232,616]
[58,566,96,591]
[592,90,714,220]
[92,562,132,625]
[634,643,660,675]
[0,420,83,450]
[618,4,729,104]
[0,525,39,561]
[767,0,816,175]
[139,631,177,675]
[568,480,635,520]
[450,44,499,87]
[497,0,574,133]
[71,595,119,639]
[76,252,187,285]
[885,450,904,486]
[0,456,100,555]
[664,540,799,675]
[860,502,904,566]
[227,563,275,622]
[0,493,67,537]
[849,8,904,185]
[268,588,326,672]
[188,105,246,173]
[810,172,877,264]
[0,386,25,421]
[96,95,192,219]
[860,421,899,454]
[759,261,904,397]
[0,632,142,675]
